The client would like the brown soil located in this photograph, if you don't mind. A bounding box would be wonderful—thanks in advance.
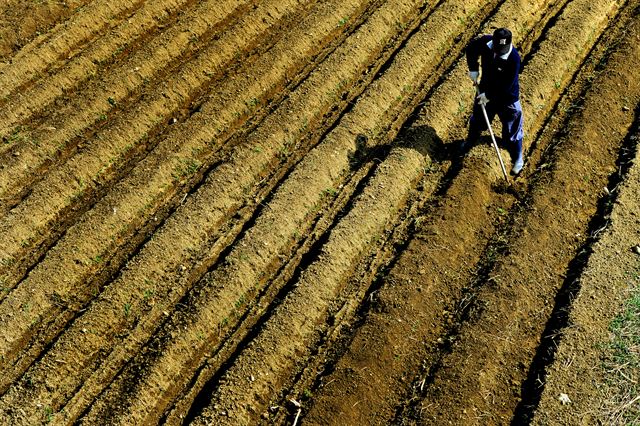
[533,15,640,425]
[0,0,638,424]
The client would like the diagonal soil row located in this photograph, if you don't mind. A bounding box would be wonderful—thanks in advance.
[0,0,379,400]
[302,0,623,423]
[76,0,510,423]
[164,158,384,425]
[0,0,310,214]
[0,0,91,60]
[417,20,640,426]
[437,11,639,425]
[193,146,426,425]
[280,0,571,419]
[0,0,314,286]
[0,0,261,210]
[0,0,330,387]
[0,0,236,139]
[398,1,637,423]
[533,124,640,424]
[0,0,147,99]
[0,0,416,423]
[0,0,243,204]
[69,0,440,421]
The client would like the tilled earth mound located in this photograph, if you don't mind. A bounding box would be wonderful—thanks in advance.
[0,0,639,424]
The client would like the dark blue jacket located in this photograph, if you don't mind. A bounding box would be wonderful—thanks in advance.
[466,35,521,106]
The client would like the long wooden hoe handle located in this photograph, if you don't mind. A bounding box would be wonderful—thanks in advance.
[479,101,510,182]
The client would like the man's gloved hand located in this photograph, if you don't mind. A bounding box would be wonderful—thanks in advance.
[468,71,480,85]
[477,92,489,106]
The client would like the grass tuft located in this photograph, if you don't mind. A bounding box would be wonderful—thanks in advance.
[599,272,640,425]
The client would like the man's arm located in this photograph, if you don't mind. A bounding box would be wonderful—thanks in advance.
[466,35,491,72]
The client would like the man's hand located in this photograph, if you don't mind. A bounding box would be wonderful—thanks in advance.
[468,71,480,85]
[477,92,489,106]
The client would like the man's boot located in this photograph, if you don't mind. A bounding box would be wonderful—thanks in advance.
[511,140,524,175]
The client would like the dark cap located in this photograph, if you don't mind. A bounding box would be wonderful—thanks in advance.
[492,28,512,55]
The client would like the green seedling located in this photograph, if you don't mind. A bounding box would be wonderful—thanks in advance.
[44,406,53,423]
[234,295,245,310]
[124,303,131,317]
[323,187,337,197]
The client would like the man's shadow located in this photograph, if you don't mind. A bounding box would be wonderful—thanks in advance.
[349,126,455,170]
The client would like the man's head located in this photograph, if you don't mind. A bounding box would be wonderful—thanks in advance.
[492,28,512,55]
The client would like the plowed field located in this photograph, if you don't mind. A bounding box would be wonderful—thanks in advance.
[1,0,639,424]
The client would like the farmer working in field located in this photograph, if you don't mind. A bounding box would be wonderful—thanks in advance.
[461,27,524,175]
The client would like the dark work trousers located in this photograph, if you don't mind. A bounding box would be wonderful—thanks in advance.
[467,99,524,161]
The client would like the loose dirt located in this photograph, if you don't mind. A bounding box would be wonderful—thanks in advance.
[0,0,638,424]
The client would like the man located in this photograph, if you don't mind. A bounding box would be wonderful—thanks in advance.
[462,28,524,175]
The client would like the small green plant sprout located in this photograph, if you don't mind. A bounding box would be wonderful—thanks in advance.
[93,255,103,263]
[302,389,313,400]
[22,302,31,313]
[98,113,107,121]
[323,187,337,197]
[43,406,54,423]
[124,302,132,317]
[457,100,466,115]
[143,289,154,302]
[235,295,246,310]
[112,47,124,58]
[172,158,200,180]
[107,97,117,106]
[554,80,561,90]
[246,98,259,109]
[496,207,507,216]
[338,16,349,26]
[5,126,30,145]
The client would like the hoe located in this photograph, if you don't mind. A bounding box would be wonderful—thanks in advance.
[477,89,510,183]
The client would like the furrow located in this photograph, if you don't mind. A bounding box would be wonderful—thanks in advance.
[192,146,425,425]
[532,118,640,425]
[0,0,369,394]
[164,158,379,425]
[0,0,244,140]
[76,0,508,422]
[0,0,249,206]
[0,0,92,61]
[303,0,622,423]
[416,7,640,424]
[0,0,311,290]
[0,0,407,422]
[0,0,146,99]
